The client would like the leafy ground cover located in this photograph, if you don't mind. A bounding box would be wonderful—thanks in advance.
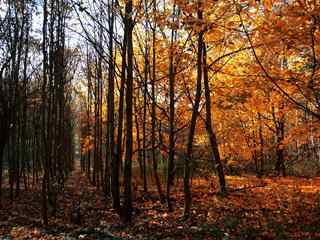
[1,165,320,239]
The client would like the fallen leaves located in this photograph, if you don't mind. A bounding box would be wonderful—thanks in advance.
[1,172,320,239]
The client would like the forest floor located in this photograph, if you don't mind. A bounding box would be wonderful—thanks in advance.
[1,162,320,239]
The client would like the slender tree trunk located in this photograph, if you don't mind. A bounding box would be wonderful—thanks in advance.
[276,121,285,176]
[203,43,227,193]
[116,8,128,187]
[41,0,49,226]
[14,0,27,198]
[183,8,203,218]
[151,0,164,202]
[134,98,144,183]
[108,0,119,210]
[93,69,98,186]
[0,139,6,206]
[142,48,148,193]
[21,5,30,191]
[272,106,286,177]
[0,84,9,206]
[258,113,264,175]
[86,49,92,180]
[98,54,103,188]
[166,5,176,212]
[122,0,134,223]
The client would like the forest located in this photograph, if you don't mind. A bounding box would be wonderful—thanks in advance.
[0,0,320,239]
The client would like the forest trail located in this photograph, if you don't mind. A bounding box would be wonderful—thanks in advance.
[0,160,122,239]
[1,170,320,239]
[52,160,121,239]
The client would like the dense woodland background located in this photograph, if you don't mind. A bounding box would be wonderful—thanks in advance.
[0,0,320,239]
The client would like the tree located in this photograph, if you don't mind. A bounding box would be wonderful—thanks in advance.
[167,1,178,212]
[122,0,134,223]
[183,1,204,218]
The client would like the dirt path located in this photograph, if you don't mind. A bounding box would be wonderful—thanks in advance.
[0,160,121,239]
[54,160,121,238]
[64,161,109,224]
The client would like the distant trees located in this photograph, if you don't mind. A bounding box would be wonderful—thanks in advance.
[0,0,75,223]
[41,0,75,225]
[0,0,37,203]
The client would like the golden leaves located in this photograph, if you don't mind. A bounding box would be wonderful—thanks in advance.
[263,0,274,11]
[81,136,93,154]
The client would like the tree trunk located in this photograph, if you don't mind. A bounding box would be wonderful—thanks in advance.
[41,0,49,226]
[258,113,264,175]
[166,6,176,212]
[142,46,148,193]
[276,121,286,176]
[151,0,164,202]
[134,98,144,183]
[108,0,119,211]
[116,4,128,191]
[272,106,286,177]
[122,0,134,223]
[0,139,6,205]
[184,7,203,218]
[203,43,227,193]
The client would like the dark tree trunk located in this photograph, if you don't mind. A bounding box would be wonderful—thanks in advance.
[258,113,264,175]
[122,0,134,224]
[203,43,227,194]
[184,7,203,218]
[134,98,144,183]
[142,41,148,193]
[272,106,286,177]
[0,137,7,206]
[166,7,176,212]
[275,121,285,176]
[108,0,119,211]
[116,6,127,191]
[41,0,49,226]
[151,0,164,202]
